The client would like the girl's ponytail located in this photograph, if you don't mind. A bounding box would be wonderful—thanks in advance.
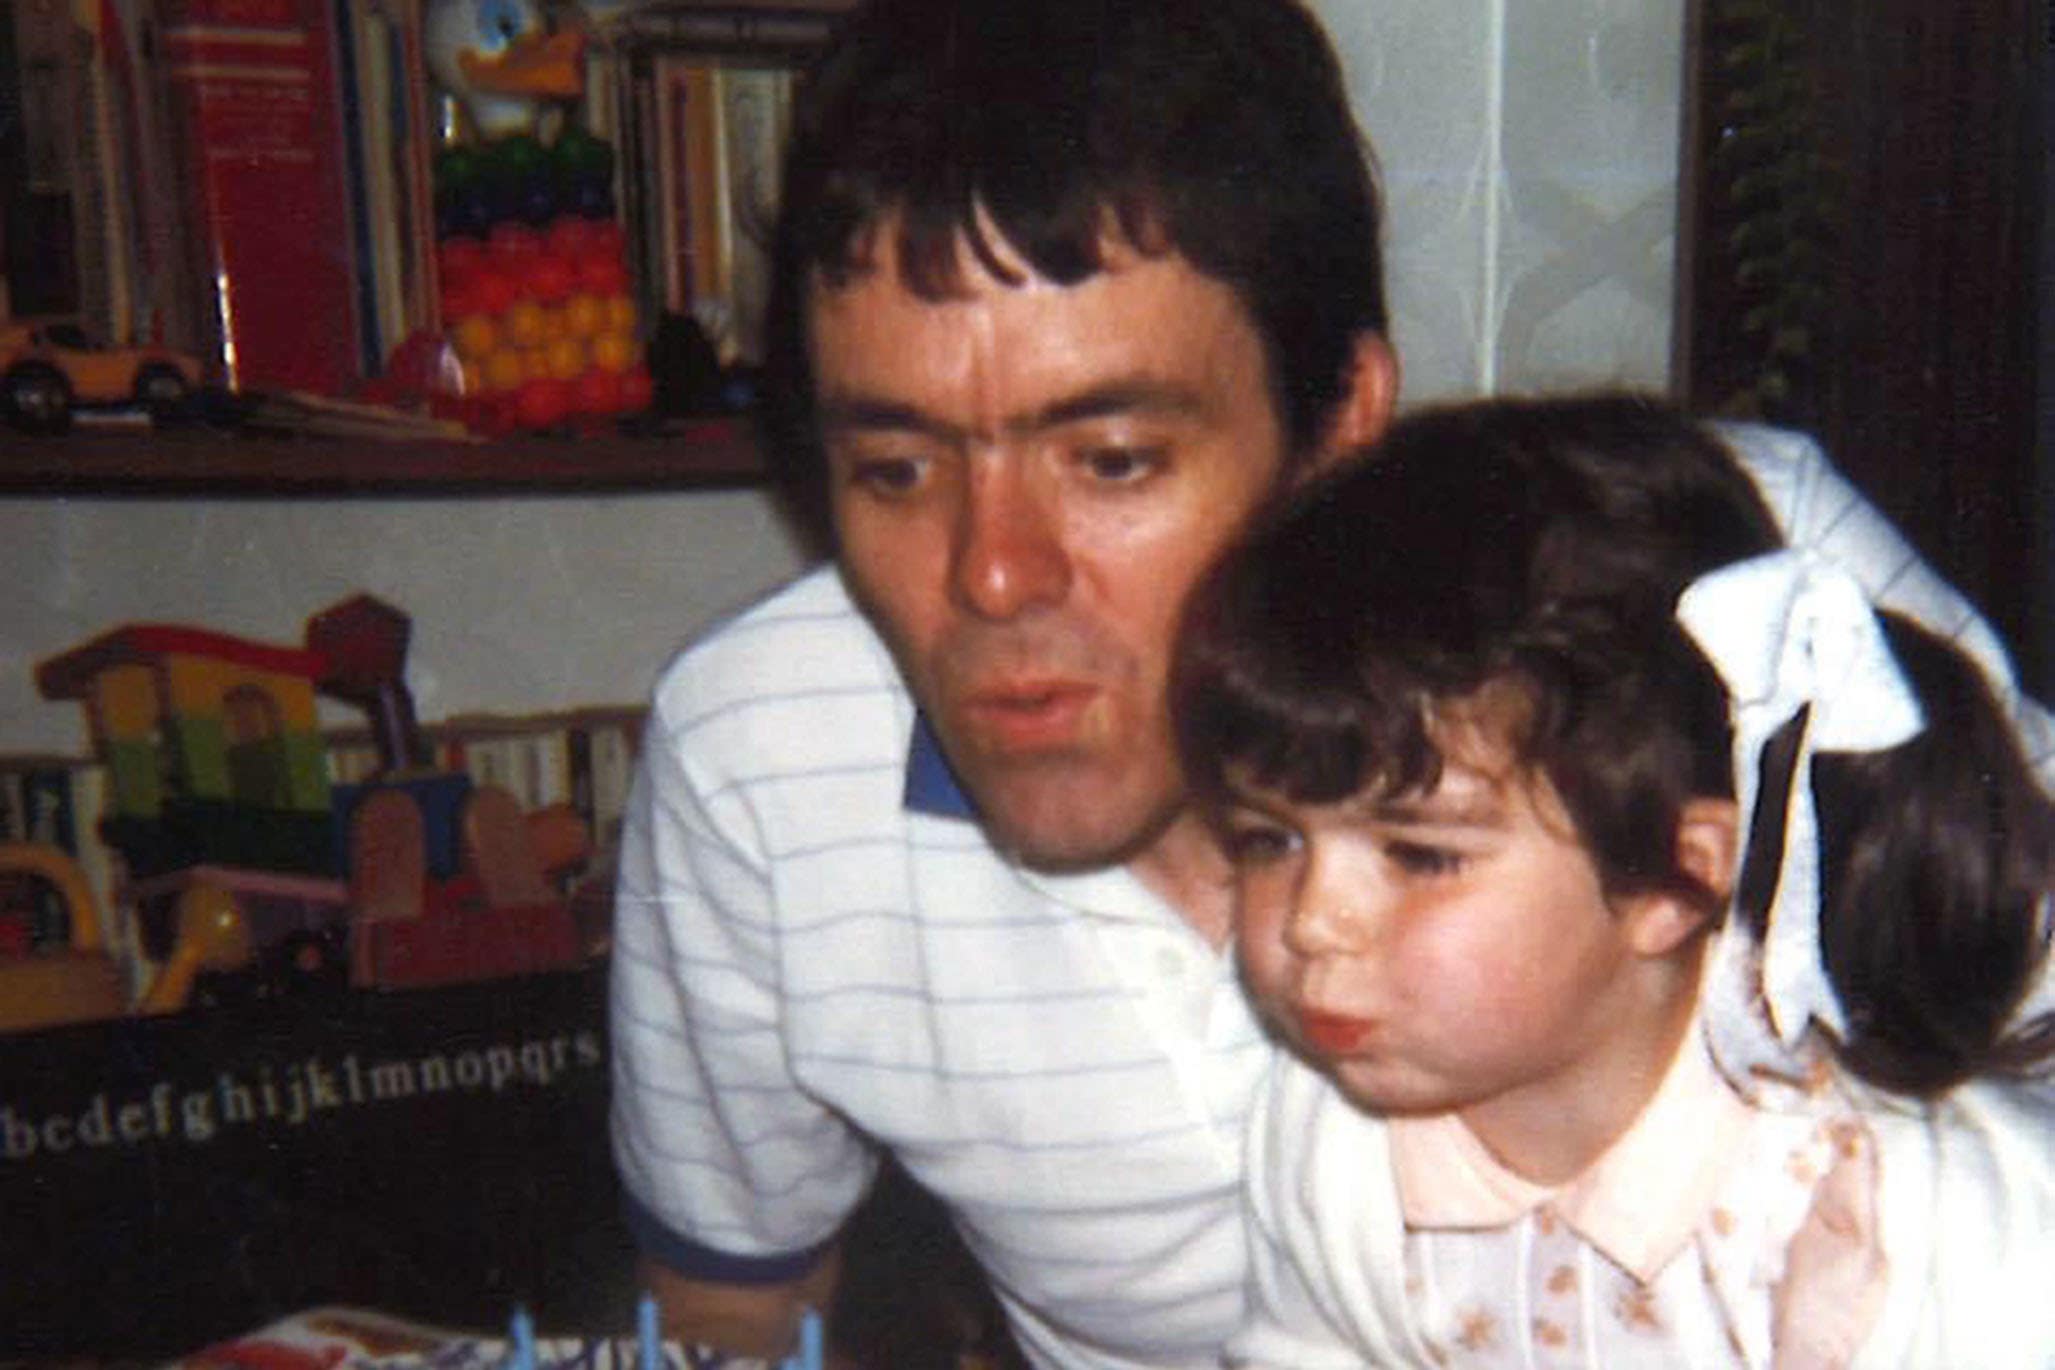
[1813,613,2055,1095]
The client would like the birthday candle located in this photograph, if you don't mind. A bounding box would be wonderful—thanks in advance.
[799,1308,823,1370]
[776,1308,823,1370]
[637,1292,661,1370]
[508,1305,537,1370]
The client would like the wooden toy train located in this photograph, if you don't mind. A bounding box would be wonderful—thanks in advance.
[0,595,591,1032]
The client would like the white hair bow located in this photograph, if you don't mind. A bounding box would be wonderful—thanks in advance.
[1676,549,1925,1065]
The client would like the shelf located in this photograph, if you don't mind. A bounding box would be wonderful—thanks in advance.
[0,416,767,496]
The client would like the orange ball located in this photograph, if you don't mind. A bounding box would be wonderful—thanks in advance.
[562,293,605,338]
[602,293,637,334]
[503,299,550,347]
[589,330,638,374]
[543,334,588,380]
[482,347,527,392]
[451,313,499,361]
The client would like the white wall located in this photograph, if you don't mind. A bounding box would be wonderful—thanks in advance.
[0,0,1686,756]
[0,491,812,753]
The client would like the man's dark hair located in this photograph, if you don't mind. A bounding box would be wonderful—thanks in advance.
[759,0,1389,554]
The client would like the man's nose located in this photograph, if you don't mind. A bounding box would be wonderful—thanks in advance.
[951,457,1071,620]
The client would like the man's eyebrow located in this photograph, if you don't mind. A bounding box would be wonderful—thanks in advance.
[1016,379,1210,433]
[815,396,958,441]
[815,378,1210,444]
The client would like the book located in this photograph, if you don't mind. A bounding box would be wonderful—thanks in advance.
[153,0,365,395]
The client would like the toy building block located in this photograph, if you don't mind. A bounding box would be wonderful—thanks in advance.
[462,784,554,909]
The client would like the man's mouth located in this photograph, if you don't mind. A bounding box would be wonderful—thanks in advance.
[957,681,1100,754]
[1294,1007,1376,1056]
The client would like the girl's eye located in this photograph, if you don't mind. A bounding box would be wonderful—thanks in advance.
[1223,819,1298,868]
[1385,841,1464,877]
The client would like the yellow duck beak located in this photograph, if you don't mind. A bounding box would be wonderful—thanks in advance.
[456,24,586,99]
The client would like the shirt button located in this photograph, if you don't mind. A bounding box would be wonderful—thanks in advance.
[1156,946,1187,980]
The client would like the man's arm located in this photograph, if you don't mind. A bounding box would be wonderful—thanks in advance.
[642,1244,843,1358]
[610,628,881,1358]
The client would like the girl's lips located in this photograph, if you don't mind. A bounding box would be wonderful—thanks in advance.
[1295,1008,1376,1056]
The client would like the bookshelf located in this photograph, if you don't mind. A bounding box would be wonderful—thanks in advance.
[0,419,765,495]
[0,0,856,498]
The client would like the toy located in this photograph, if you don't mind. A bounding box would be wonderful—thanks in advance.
[0,319,205,434]
[0,841,128,1032]
[412,0,651,434]
[34,594,590,1010]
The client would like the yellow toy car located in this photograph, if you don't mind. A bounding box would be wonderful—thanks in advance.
[0,319,206,433]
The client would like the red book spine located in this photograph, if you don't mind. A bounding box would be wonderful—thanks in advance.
[156,0,362,395]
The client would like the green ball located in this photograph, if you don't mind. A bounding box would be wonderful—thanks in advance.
[434,145,484,198]
[550,125,614,179]
[486,133,548,187]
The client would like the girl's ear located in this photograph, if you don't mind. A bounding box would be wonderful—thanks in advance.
[1625,798,1741,957]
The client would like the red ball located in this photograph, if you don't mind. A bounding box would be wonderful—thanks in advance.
[545,215,600,259]
[586,219,627,258]
[528,253,577,305]
[512,377,574,429]
[616,363,654,414]
[571,365,623,415]
[438,236,486,278]
[471,268,519,317]
[487,222,544,265]
[575,254,628,295]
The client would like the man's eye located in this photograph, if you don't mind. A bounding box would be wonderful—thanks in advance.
[846,456,926,496]
[1223,821,1297,867]
[1386,841,1464,877]
[1078,446,1163,484]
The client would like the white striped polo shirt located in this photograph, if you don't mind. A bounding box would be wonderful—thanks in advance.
[609,565,1275,1370]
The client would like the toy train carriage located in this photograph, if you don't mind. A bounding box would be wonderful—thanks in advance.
[37,624,336,879]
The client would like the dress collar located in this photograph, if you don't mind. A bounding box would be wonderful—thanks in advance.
[1389,1022,1755,1283]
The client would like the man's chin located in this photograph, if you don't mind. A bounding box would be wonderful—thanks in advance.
[973,787,1178,873]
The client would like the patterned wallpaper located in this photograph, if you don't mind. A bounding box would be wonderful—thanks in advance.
[1317,0,1683,401]
[0,1,1687,755]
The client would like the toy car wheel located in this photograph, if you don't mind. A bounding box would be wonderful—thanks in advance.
[2,363,72,434]
[133,363,191,417]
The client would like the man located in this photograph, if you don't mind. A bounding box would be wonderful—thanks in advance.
[611,3,1391,1364]
[610,2,2053,1365]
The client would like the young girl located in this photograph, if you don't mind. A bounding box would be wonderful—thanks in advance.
[1172,395,2055,1368]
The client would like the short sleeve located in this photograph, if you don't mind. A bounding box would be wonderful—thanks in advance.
[608,672,878,1281]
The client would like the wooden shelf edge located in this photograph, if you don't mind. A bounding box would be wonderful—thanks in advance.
[0,417,768,495]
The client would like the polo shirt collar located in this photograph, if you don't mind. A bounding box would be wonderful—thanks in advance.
[899,710,1184,927]
[903,710,977,819]
[1388,1019,1754,1283]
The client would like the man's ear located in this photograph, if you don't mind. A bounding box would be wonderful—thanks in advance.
[1625,797,1741,957]
[1304,332,1400,479]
